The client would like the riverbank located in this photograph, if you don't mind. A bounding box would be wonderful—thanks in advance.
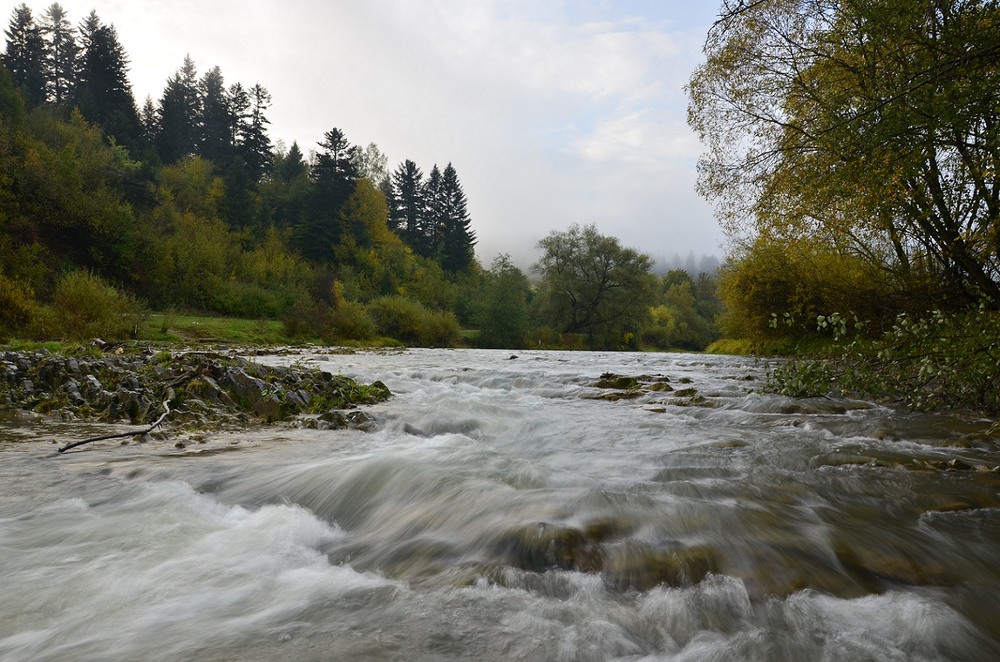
[0,346,391,451]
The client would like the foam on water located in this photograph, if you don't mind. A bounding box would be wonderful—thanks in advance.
[2,348,999,660]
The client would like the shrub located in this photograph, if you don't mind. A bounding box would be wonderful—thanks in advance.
[0,275,35,339]
[768,305,1000,414]
[366,295,459,346]
[324,301,376,342]
[49,270,147,340]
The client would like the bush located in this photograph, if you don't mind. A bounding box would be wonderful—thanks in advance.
[767,305,1000,414]
[0,275,35,339]
[48,270,147,340]
[366,295,459,346]
[323,301,376,342]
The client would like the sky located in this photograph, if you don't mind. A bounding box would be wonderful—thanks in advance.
[45,0,726,269]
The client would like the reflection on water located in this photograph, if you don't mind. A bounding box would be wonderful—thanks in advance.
[2,348,999,661]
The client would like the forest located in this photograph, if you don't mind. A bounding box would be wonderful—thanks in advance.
[0,2,721,352]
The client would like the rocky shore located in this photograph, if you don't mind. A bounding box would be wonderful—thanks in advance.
[0,347,391,447]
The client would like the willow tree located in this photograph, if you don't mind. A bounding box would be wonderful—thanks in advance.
[688,0,1000,304]
[533,224,656,349]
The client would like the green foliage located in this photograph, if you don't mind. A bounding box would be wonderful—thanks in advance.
[534,224,657,350]
[768,306,1000,414]
[689,0,1000,305]
[46,269,146,340]
[324,300,376,343]
[717,236,888,343]
[477,254,530,348]
[366,295,458,346]
[0,274,35,338]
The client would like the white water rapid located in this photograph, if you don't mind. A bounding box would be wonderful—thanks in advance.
[2,348,999,661]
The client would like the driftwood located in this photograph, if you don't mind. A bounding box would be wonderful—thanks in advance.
[57,400,171,453]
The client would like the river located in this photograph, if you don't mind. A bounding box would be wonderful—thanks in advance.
[2,348,999,661]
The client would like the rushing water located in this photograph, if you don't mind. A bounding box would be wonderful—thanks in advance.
[2,348,1000,661]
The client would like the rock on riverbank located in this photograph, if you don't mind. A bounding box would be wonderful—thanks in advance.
[0,348,390,434]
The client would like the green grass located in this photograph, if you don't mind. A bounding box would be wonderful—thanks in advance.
[143,313,290,345]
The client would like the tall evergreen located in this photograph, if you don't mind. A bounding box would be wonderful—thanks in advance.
[439,163,476,272]
[238,83,272,182]
[156,55,200,163]
[198,65,233,164]
[74,14,140,149]
[275,140,306,183]
[297,127,359,261]
[421,164,444,259]
[3,4,46,107]
[388,159,425,251]
[40,2,76,106]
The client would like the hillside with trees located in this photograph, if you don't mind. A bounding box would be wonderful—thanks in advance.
[0,2,720,352]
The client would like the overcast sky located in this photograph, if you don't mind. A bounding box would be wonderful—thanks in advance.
[48,0,725,268]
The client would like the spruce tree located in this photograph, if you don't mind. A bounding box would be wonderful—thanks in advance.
[439,163,476,272]
[156,55,200,163]
[297,127,358,261]
[40,2,76,106]
[73,15,140,149]
[198,65,234,164]
[421,164,444,259]
[238,83,272,182]
[3,4,46,107]
[388,159,425,246]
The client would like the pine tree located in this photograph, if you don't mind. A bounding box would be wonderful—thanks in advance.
[156,55,200,163]
[40,2,76,106]
[3,4,46,107]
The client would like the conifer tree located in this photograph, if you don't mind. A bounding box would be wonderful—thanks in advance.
[3,4,46,107]
[198,65,234,164]
[40,2,76,106]
[297,127,358,261]
[238,83,272,182]
[156,55,200,163]
[420,164,444,259]
[73,14,140,149]
[439,163,476,272]
[388,159,425,246]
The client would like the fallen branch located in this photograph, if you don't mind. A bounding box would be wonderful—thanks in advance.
[58,400,171,454]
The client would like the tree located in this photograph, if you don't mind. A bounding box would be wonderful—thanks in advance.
[533,224,657,349]
[388,159,425,248]
[156,55,200,163]
[421,164,444,258]
[74,15,140,149]
[296,127,358,261]
[40,2,76,106]
[688,0,1000,305]
[198,65,233,164]
[351,142,389,190]
[3,4,45,107]
[438,163,476,272]
[478,254,530,348]
[237,83,272,182]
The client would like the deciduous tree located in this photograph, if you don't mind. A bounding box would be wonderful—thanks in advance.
[533,224,656,349]
[688,0,1000,305]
